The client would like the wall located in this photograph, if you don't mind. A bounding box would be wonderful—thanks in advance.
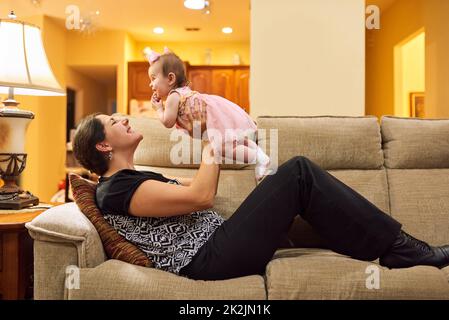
[366,0,424,119]
[250,0,366,118]
[134,41,250,65]
[424,0,449,118]
[366,0,449,119]
[66,68,109,125]
[66,29,128,114]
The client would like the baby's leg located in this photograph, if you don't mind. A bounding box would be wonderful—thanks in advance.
[232,144,258,164]
[227,139,270,166]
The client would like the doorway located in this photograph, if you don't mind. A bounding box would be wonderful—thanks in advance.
[66,88,76,143]
[394,30,425,117]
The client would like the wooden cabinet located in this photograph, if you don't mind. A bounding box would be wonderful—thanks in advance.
[188,69,212,93]
[234,69,250,112]
[0,206,57,300]
[128,62,250,114]
[188,66,250,113]
[128,62,153,101]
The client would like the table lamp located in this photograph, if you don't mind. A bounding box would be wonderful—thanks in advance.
[0,12,65,209]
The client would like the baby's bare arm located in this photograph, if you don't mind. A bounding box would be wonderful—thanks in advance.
[152,93,180,128]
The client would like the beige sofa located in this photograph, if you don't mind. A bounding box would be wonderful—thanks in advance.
[26,115,449,300]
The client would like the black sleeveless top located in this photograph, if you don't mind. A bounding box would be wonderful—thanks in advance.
[95,169,224,275]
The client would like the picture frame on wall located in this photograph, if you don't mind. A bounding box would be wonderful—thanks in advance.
[410,92,425,118]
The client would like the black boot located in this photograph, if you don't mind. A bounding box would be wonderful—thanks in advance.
[379,230,449,269]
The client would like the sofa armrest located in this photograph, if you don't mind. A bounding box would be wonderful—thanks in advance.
[25,203,107,299]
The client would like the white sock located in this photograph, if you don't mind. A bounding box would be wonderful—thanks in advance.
[255,147,270,166]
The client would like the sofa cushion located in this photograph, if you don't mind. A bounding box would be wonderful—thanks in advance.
[387,168,449,245]
[129,116,250,170]
[381,116,449,169]
[69,173,153,268]
[266,248,449,299]
[66,260,266,300]
[257,116,384,170]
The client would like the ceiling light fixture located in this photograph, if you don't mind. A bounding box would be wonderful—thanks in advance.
[184,0,208,10]
[222,27,233,34]
[153,27,164,34]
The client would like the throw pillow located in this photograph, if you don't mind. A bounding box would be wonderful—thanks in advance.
[68,173,153,267]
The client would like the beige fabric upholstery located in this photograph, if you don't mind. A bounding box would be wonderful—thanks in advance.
[387,168,449,245]
[257,116,384,170]
[27,115,449,300]
[266,248,449,300]
[130,117,250,170]
[443,266,449,282]
[67,260,266,300]
[33,240,79,300]
[26,203,106,268]
[381,116,449,169]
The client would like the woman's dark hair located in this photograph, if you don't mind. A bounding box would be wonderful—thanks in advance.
[73,113,109,176]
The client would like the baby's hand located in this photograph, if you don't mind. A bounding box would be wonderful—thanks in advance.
[151,92,163,111]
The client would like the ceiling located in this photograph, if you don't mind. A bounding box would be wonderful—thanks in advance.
[0,0,250,42]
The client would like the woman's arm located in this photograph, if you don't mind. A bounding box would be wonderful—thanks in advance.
[129,143,219,217]
[129,107,219,217]
[164,176,193,186]
[152,92,180,128]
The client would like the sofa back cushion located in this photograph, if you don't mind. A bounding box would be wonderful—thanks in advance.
[129,116,250,170]
[256,116,384,170]
[256,116,389,248]
[381,116,449,169]
[381,116,449,245]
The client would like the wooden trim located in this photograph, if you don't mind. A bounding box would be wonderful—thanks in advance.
[187,65,250,70]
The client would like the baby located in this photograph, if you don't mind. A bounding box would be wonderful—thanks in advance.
[147,47,271,181]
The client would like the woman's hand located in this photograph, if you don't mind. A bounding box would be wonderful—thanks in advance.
[151,92,163,111]
[177,98,207,139]
[201,140,216,165]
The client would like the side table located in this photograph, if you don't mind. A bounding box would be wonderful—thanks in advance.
[0,204,56,300]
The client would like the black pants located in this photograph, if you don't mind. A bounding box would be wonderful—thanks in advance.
[179,156,402,281]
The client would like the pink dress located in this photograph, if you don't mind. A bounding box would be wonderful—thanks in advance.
[169,86,258,154]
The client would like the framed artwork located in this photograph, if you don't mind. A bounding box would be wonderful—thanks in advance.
[410,92,425,118]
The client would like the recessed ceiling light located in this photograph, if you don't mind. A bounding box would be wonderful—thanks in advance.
[153,27,164,34]
[184,0,207,10]
[95,10,100,15]
[222,27,233,34]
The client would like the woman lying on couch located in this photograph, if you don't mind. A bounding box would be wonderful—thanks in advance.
[72,104,449,281]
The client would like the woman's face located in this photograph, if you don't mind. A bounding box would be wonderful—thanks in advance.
[95,114,143,152]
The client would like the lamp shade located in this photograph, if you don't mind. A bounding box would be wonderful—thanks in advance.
[0,19,64,96]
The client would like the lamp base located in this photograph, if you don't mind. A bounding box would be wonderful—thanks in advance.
[0,191,39,210]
